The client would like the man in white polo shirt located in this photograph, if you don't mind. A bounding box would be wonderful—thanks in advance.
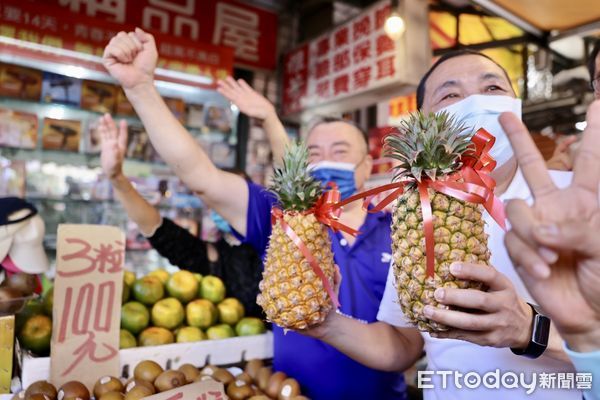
[301,49,582,399]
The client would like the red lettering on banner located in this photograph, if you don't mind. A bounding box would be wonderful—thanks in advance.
[377,56,396,79]
[334,27,349,47]
[141,0,198,40]
[334,75,349,95]
[58,0,126,23]
[316,80,330,98]
[61,331,118,376]
[333,50,350,72]
[353,15,371,41]
[354,66,372,89]
[353,40,371,64]
[376,34,395,56]
[375,4,392,30]
[316,37,330,57]
[59,238,124,276]
[213,2,260,63]
[315,59,330,80]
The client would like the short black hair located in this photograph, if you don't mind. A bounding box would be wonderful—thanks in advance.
[308,116,369,151]
[588,39,600,85]
[416,49,512,109]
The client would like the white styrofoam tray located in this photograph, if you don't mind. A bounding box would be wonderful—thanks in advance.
[20,332,273,389]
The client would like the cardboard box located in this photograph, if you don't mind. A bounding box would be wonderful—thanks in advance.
[0,64,42,101]
[0,108,38,149]
[81,81,117,113]
[41,118,82,152]
[20,332,273,388]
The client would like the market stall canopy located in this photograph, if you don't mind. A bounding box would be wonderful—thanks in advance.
[473,0,600,34]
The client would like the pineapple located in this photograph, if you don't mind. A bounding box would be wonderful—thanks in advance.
[256,141,337,330]
[385,111,491,332]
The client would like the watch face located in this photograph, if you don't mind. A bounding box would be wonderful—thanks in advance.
[532,314,551,345]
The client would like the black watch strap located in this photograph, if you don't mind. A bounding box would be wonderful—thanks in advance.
[511,303,551,359]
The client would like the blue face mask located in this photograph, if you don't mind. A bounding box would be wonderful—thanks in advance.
[210,210,231,234]
[309,161,357,200]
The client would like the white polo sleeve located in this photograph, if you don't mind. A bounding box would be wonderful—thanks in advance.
[376,263,412,328]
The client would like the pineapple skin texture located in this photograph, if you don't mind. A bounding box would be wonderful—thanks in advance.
[258,212,336,330]
[392,189,491,332]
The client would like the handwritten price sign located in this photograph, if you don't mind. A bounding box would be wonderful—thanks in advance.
[144,380,225,400]
[50,225,125,391]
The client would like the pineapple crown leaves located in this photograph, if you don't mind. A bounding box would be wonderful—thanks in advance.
[269,140,323,211]
[384,110,474,182]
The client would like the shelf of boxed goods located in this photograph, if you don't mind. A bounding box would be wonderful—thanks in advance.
[15,331,274,390]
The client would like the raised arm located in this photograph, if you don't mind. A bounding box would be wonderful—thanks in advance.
[102,29,249,235]
[99,114,161,236]
[305,312,424,372]
[217,77,290,165]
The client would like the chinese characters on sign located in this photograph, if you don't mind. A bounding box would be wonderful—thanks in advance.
[283,0,401,114]
[0,1,234,85]
[50,225,125,391]
[143,380,226,400]
[45,0,278,70]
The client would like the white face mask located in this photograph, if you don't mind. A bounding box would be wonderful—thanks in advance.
[439,95,522,168]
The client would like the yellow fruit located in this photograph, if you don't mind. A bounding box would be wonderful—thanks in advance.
[166,270,199,304]
[176,326,206,342]
[124,271,136,286]
[186,299,218,329]
[19,314,52,355]
[217,298,244,325]
[132,277,164,305]
[199,276,226,303]
[120,329,137,349]
[121,301,150,334]
[151,298,184,329]
[147,269,170,285]
[387,111,491,332]
[138,327,174,346]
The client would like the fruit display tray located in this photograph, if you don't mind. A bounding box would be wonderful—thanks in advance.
[18,331,273,389]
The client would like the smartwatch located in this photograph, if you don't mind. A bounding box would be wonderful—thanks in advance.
[511,303,551,359]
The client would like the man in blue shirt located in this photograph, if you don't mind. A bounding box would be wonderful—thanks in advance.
[102,29,418,399]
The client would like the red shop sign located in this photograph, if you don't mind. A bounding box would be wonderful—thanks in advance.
[37,0,278,70]
[0,0,235,87]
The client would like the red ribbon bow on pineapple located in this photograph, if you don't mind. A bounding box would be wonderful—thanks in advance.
[334,128,506,278]
[271,183,359,308]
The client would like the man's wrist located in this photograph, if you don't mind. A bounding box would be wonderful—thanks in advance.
[124,81,156,101]
[514,300,534,349]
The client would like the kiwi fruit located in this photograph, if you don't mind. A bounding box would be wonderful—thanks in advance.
[244,359,263,381]
[248,397,270,400]
[199,365,217,377]
[178,364,200,383]
[25,380,58,400]
[154,370,186,392]
[235,372,253,385]
[211,368,235,385]
[265,372,286,399]
[28,394,52,400]
[98,392,125,400]
[4,273,37,296]
[93,376,124,398]
[226,380,254,400]
[134,360,164,383]
[290,397,310,400]
[57,381,90,400]
[124,379,155,395]
[124,386,153,400]
[0,286,25,313]
[277,378,300,400]
[255,367,272,392]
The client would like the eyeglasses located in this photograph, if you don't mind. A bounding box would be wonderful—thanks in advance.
[593,77,600,94]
